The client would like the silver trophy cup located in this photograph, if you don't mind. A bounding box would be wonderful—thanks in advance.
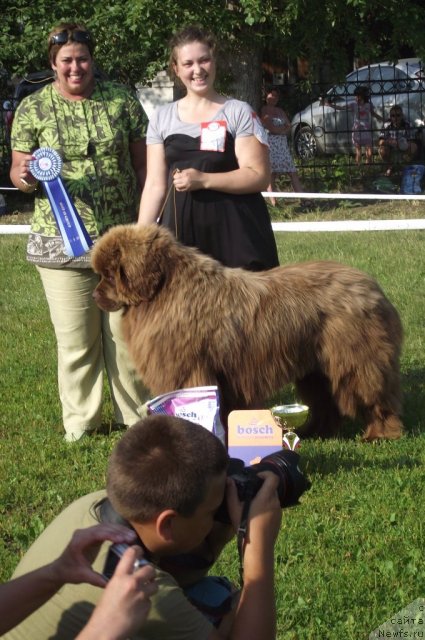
[270,403,309,450]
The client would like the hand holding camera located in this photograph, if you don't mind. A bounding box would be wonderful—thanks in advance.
[216,449,311,527]
[78,545,157,640]
[227,472,282,546]
[51,524,138,589]
[215,448,310,579]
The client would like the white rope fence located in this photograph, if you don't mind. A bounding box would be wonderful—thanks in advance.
[0,191,424,234]
[266,191,425,201]
[266,191,425,231]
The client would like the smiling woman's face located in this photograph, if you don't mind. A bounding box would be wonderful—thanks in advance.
[51,42,95,99]
[173,40,216,96]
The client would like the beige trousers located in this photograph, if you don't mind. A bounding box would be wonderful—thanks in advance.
[37,266,148,438]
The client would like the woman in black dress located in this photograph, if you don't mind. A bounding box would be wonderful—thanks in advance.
[138,25,279,271]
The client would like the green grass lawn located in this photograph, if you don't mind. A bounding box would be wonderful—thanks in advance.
[0,216,424,639]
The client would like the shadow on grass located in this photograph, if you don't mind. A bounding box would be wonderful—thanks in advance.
[400,367,425,436]
[269,364,424,440]
[301,445,423,478]
[265,365,424,481]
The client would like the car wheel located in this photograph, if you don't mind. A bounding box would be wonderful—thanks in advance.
[294,125,318,160]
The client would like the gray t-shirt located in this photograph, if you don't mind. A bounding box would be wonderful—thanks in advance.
[147,98,268,145]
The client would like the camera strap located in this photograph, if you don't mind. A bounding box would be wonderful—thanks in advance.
[236,498,253,585]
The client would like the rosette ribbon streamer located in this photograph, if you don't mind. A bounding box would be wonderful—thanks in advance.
[29,148,93,257]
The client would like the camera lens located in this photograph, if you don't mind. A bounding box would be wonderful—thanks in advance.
[250,450,311,508]
[214,451,310,524]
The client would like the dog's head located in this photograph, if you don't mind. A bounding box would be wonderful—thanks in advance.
[91,224,171,311]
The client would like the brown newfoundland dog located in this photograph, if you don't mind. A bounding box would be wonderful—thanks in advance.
[92,224,403,441]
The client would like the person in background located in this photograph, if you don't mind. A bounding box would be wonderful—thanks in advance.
[378,105,418,176]
[325,85,383,165]
[138,25,279,272]
[260,86,307,207]
[0,524,157,638]
[9,23,148,442]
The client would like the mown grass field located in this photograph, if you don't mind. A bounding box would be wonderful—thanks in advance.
[0,201,424,639]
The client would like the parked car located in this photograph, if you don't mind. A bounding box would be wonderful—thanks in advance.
[291,58,425,159]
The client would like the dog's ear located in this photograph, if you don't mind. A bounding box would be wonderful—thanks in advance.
[92,234,123,276]
[116,236,166,304]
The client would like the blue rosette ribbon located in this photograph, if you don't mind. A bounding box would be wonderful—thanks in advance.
[29,148,93,257]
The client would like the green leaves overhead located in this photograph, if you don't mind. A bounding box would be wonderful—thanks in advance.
[1,0,424,87]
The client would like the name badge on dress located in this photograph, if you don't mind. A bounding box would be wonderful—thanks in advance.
[200,121,227,152]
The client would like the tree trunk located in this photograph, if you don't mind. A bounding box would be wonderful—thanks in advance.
[222,41,264,113]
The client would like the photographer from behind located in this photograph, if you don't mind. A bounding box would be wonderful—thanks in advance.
[3,415,307,640]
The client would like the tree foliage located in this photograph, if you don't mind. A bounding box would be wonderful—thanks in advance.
[1,0,425,91]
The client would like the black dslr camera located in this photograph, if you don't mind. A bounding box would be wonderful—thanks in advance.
[216,449,310,524]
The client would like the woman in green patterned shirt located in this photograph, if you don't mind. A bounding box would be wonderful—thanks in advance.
[10,22,148,441]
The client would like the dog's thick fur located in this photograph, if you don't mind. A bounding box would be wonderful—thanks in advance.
[92,224,403,441]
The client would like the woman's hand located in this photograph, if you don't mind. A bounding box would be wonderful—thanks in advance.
[10,150,38,192]
[173,168,205,192]
[18,153,36,183]
[180,135,269,195]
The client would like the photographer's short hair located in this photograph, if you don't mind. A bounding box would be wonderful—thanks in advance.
[107,415,228,522]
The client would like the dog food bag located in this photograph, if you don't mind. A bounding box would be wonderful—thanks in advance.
[146,386,225,444]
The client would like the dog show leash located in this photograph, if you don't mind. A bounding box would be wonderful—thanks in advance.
[156,168,180,240]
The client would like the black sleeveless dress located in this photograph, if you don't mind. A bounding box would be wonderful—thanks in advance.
[161,130,279,272]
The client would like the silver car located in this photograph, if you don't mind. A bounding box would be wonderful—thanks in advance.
[291,58,425,159]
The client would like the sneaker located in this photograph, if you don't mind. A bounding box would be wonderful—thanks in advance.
[64,428,90,443]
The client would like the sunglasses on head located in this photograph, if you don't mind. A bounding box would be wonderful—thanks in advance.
[50,30,92,47]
